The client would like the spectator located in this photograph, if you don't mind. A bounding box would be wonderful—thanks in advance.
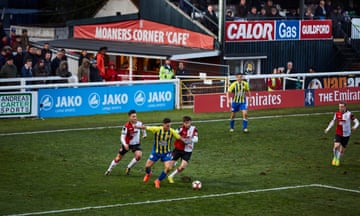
[20,29,29,50]
[96,46,107,79]
[23,46,37,66]
[0,48,7,69]
[10,28,18,49]
[204,4,218,35]
[247,6,259,20]
[43,51,52,77]
[78,58,90,82]
[268,7,282,19]
[259,7,267,19]
[284,61,298,89]
[267,67,282,91]
[236,0,248,19]
[56,60,72,78]
[325,0,333,18]
[60,48,67,61]
[287,8,300,19]
[33,59,50,77]
[78,50,89,66]
[306,66,323,89]
[304,7,314,19]
[34,48,42,66]
[1,35,10,51]
[105,61,119,81]
[21,59,33,77]
[176,62,191,103]
[264,0,274,16]
[51,51,64,76]
[13,46,24,77]
[0,56,17,78]
[314,0,326,19]
[226,10,234,21]
[89,59,103,82]
[41,42,52,59]
[330,6,345,38]
[159,59,174,80]
[11,35,22,51]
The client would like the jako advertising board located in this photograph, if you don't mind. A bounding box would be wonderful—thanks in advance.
[38,83,174,118]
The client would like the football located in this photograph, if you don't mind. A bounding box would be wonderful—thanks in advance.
[192,180,202,190]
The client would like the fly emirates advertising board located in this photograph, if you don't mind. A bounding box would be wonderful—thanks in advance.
[194,87,360,113]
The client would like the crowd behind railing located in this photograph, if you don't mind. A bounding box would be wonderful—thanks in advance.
[171,0,359,37]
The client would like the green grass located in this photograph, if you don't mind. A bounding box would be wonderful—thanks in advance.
[1,105,360,216]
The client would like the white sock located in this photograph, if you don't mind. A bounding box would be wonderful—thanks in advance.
[108,160,118,171]
[336,150,341,160]
[169,168,179,177]
[127,158,138,169]
[337,151,342,160]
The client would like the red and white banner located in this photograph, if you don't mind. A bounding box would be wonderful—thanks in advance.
[314,87,360,105]
[74,19,214,49]
[225,21,275,41]
[300,20,332,39]
[194,90,304,113]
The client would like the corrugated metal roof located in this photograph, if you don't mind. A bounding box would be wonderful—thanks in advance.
[1,8,44,14]
[39,38,220,60]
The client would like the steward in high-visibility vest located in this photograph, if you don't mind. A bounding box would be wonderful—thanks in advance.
[159,59,174,80]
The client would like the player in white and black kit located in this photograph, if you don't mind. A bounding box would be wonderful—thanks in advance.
[105,109,147,175]
[324,102,359,166]
[168,116,198,183]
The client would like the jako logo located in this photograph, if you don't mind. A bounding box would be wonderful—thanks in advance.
[134,90,146,106]
[40,95,53,111]
[88,93,100,109]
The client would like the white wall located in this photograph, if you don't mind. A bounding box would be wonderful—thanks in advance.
[95,0,138,17]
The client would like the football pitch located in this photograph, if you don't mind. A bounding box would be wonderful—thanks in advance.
[1,105,359,216]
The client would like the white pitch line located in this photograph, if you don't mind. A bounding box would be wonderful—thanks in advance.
[0,111,336,137]
[313,184,360,194]
[5,184,360,216]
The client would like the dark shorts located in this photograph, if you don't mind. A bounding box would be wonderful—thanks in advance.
[119,144,142,155]
[172,149,192,162]
[334,134,350,148]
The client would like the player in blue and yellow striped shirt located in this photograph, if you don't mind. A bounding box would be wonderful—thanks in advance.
[226,73,251,133]
[140,118,186,188]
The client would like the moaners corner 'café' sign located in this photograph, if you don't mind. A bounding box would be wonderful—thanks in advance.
[73,19,214,49]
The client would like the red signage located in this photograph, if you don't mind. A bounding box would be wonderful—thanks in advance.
[194,90,304,113]
[225,21,275,41]
[314,87,360,105]
[300,20,332,39]
[74,19,214,49]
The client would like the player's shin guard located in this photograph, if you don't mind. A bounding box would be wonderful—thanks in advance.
[145,167,152,174]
